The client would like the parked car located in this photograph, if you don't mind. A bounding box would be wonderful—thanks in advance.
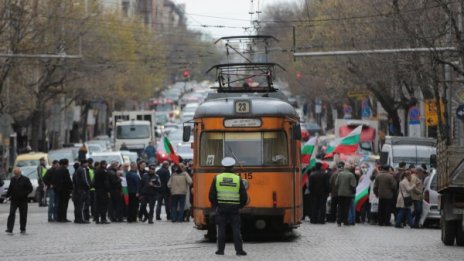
[121,150,138,163]
[90,152,126,165]
[176,143,193,162]
[421,169,440,227]
[304,122,323,136]
[14,152,49,168]
[48,148,79,175]
[0,166,39,203]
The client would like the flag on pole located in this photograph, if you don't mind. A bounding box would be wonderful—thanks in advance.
[354,162,374,211]
[301,136,318,164]
[163,136,179,164]
[302,136,319,187]
[327,125,363,155]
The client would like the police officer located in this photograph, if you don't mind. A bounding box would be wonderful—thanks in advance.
[37,157,48,207]
[208,157,248,256]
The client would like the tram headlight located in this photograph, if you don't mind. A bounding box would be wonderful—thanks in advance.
[242,179,249,190]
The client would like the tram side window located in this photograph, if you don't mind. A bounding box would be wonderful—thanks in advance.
[263,132,288,165]
[200,132,223,166]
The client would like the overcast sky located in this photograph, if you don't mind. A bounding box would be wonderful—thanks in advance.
[175,0,294,38]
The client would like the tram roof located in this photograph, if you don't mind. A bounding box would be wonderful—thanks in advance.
[194,93,299,119]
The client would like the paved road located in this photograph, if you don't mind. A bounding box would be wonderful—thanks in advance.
[0,203,461,261]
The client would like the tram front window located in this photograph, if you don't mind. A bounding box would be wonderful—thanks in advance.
[200,131,288,167]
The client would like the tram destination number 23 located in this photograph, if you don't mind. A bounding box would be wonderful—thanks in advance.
[235,100,250,113]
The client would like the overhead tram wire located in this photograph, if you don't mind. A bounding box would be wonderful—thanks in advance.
[96,0,458,27]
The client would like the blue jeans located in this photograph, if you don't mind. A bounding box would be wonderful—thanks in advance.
[47,189,58,221]
[170,194,186,222]
[396,208,412,227]
[348,198,355,225]
[412,200,422,227]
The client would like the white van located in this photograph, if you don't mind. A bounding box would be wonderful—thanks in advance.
[380,136,436,168]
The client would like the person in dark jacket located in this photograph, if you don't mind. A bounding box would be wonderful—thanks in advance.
[155,161,171,220]
[6,168,33,233]
[126,162,141,223]
[328,162,344,223]
[308,163,330,224]
[107,162,123,222]
[137,160,147,221]
[94,161,110,224]
[43,160,60,222]
[72,160,91,224]
[335,162,357,226]
[209,157,248,256]
[54,159,73,223]
[140,163,161,223]
[374,165,397,226]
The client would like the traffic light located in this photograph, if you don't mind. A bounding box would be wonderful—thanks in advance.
[183,70,190,78]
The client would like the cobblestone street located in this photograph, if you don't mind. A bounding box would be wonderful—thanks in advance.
[0,203,461,261]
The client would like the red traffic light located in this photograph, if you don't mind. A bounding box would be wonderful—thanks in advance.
[183,70,190,78]
[296,72,302,79]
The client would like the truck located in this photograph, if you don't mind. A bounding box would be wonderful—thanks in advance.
[334,119,379,155]
[379,136,436,169]
[112,111,156,155]
[437,140,464,246]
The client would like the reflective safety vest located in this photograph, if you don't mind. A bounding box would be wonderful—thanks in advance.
[215,172,240,205]
[89,168,95,191]
[39,166,47,179]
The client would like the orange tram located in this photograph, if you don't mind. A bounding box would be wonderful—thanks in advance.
[183,63,303,238]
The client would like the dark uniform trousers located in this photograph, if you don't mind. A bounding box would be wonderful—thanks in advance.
[140,195,157,221]
[156,192,171,219]
[109,190,123,221]
[7,200,28,231]
[378,198,394,226]
[127,193,139,222]
[95,190,109,222]
[73,190,88,222]
[337,196,352,225]
[216,212,244,252]
[57,191,70,222]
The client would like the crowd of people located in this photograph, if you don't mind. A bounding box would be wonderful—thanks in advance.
[5,156,194,233]
[302,160,429,228]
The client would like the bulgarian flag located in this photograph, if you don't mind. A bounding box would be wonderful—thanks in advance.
[301,136,317,164]
[354,162,374,211]
[328,125,363,155]
[120,176,129,206]
[301,136,319,186]
[163,136,180,164]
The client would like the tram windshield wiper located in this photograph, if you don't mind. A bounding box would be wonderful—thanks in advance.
[226,145,246,173]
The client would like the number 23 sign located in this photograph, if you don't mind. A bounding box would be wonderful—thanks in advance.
[235,100,251,113]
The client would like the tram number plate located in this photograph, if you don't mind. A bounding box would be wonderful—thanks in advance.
[235,100,250,113]
[238,172,253,179]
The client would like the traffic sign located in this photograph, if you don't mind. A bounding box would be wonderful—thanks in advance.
[424,99,444,126]
[457,105,464,120]
[408,106,420,125]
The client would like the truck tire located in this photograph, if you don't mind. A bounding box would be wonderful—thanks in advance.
[456,223,464,246]
[441,216,456,246]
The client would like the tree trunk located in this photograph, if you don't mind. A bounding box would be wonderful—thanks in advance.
[30,109,41,151]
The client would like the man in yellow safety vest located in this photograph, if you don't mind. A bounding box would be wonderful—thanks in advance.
[209,157,248,256]
[37,157,48,207]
